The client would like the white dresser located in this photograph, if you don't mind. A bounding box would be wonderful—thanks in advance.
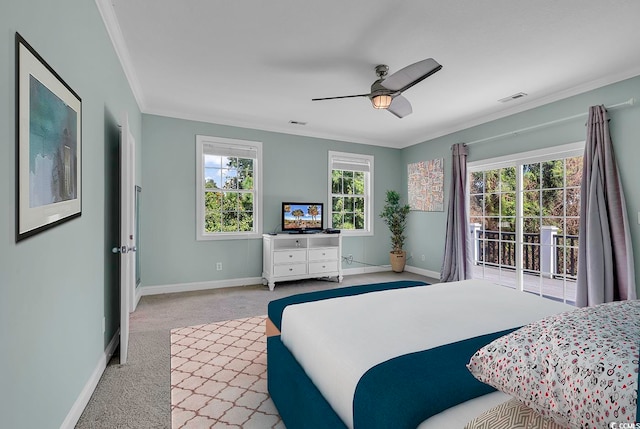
[262,233,343,291]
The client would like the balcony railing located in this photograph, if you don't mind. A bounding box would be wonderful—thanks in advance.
[470,224,578,279]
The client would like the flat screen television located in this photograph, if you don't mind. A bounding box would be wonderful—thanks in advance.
[281,202,324,233]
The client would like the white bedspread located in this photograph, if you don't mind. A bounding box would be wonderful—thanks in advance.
[280,279,573,428]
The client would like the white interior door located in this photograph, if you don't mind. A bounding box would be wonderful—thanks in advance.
[118,114,136,364]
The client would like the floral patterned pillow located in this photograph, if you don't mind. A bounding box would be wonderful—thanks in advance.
[467,300,640,428]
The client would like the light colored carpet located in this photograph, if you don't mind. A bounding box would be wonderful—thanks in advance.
[170,316,282,428]
[75,271,434,428]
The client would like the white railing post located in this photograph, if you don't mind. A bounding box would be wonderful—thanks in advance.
[469,223,481,264]
[540,225,558,278]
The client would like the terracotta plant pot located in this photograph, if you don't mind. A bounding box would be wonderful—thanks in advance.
[390,250,406,273]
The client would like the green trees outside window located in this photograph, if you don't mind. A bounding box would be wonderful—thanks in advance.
[204,156,255,233]
[331,169,365,230]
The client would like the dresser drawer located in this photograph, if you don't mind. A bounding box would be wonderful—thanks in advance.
[308,248,339,262]
[274,263,307,277]
[308,260,339,275]
[273,249,307,264]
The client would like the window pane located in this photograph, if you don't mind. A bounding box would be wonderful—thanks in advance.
[343,212,354,229]
[332,196,343,212]
[485,217,500,231]
[238,161,254,190]
[523,243,540,272]
[223,192,238,211]
[500,167,516,192]
[354,172,365,194]
[542,160,563,189]
[523,217,540,234]
[470,194,483,217]
[469,171,484,194]
[355,211,364,229]
[344,197,354,212]
[332,170,343,194]
[566,188,580,216]
[222,212,238,232]
[566,217,580,236]
[205,167,222,189]
[565,156,582,187]
[541,189,563,216]
[523,163,540,190]
[523,190,540,216]
[485,170,499,192]
[484,193,500,216]
[222,167,237,189]
[204,191,223,232]
[500,218,516,234]
[343,171,354,194]
[332,213,343,228]
[501,192,516,217]
[238,212,253,232]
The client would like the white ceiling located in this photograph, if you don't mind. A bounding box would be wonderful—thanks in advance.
[98,0,640,149]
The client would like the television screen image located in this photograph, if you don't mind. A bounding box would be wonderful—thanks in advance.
[282,202,324,232]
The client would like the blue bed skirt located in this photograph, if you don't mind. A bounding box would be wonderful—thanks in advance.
[266,280,518,428]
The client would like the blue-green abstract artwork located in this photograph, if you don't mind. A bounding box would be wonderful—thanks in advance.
[29,75,78,208]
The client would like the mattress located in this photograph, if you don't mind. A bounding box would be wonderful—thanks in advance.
[280,279,573,428]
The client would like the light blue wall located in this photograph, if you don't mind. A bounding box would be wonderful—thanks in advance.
[401,75,640,296]
[141,114,402,287]
[0,1,141,427]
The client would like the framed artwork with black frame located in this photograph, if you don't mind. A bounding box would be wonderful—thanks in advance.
[15,33,82,241]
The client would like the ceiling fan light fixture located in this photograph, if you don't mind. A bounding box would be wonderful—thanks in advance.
[371,94,392,109]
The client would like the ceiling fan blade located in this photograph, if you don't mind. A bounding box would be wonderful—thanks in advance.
[387,95,412,118]
[382,58,442,93]
[312,93,370,101]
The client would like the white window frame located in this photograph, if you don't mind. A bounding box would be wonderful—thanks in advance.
[196,135,263,241]
[468,141,584,298]
[328,151,374,236]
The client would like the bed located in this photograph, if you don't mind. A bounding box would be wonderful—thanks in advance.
[267,279,640,428]
[271,279,598,428]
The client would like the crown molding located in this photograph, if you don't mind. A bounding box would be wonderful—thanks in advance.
[94,0,146,111]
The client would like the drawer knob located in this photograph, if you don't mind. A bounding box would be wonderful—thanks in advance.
[289,254,293,258]
[289,268,293,271]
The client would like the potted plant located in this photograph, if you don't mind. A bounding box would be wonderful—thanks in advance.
[379,190,411,272]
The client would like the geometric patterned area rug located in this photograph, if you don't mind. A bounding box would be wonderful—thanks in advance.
[170,316,284,428]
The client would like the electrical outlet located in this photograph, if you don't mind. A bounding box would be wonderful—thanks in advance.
[421,254,426,261]
[102,317,106,334]
[216,262,222,271]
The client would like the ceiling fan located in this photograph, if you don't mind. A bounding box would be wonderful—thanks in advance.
[312,58,442,118]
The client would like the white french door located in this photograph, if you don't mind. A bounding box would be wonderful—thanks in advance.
[468,143,583,304]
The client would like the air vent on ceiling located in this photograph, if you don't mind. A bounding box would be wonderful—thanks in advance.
[498,92,528,103]
[288,120,307,126]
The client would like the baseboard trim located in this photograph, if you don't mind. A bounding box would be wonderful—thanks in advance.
[405,264,440,280]
[60,330,120,429]
[133,285,142,311]
[342,265,390,276]
[141,276,264,296]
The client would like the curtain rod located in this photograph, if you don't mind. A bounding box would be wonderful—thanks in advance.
[465,98,636,146]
